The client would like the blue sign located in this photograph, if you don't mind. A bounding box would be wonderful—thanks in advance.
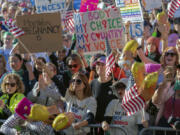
[35,0,66,13]
[74,0,81,10]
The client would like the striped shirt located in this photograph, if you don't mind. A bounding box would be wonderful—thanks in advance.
[0,113,54,135]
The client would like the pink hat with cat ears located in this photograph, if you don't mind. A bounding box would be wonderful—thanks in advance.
[15,97,33,120]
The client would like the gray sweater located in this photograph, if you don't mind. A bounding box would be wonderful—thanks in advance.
[27,82,62,106]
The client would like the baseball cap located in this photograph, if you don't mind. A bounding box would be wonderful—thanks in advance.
[95,56,106,65]
[110,78,128,90]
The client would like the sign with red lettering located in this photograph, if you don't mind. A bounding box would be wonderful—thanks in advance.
[16,12,62,53]
[74,7,125,53]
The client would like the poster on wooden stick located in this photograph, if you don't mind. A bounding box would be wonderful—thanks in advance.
[16,12,62,53]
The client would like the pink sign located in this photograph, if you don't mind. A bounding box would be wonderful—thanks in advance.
[80,0,99,12]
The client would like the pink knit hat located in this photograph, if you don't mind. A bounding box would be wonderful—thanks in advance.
[15,97,33,120]
[145,63,161,73]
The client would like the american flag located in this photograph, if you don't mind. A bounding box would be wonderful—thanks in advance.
[105,37,115,78]
[168,0,180,18]
[63,10,75,34]
[121,83,146,116]
[0,21,24,38]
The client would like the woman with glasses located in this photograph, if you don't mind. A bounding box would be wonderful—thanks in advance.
[0,73,24,120]
[63,72,97,135]
[7,54,36,95]
[152,65,180,135]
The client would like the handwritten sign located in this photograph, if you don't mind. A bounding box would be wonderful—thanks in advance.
[74,7,125,53]
[128,22,144,38]
[80,0,99,12]
[35,0,66,13]
[115,0,143,22]
[142,0,161,10]
[16,12,62,53]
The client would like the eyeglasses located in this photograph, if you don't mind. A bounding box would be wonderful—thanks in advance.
[165,52,177,57]
[71,79,82,85]
[5,83,16,87]
[68,64,78,69]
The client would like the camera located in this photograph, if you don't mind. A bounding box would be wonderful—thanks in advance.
[168,116,180,130]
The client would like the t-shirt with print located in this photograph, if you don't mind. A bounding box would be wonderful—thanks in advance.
[105,99,141,135]
[64,91,97,135]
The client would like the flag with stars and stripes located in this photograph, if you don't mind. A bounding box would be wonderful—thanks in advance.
[63,10,75,34]
[121,83,146,116]
[105,37,115,78]
[0,21,24,38]
[168,0,180,18]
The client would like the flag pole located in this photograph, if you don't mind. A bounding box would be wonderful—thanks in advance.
[17,38,32,54]
[111,67,115,83]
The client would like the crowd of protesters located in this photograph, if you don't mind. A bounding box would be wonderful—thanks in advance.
[0,0,179,135]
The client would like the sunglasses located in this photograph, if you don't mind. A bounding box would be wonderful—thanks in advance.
[71,79,82,85]
[68,64,78,69]
[5,83,16,87]
[165,52,177,57]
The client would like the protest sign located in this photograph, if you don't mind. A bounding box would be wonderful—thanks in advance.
[35,0,66,14]
[74,7,125,53]
[16,12,62,53]
[142,0,162,10]
[128,22,144,38]
[115,0,143,22]
[74,0,81,10]
[80,0,99,12]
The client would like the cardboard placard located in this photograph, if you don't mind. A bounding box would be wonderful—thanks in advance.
[115,0,143,22]
[74,7,125,53]
[35,0,66,14]
[16,12,62,53]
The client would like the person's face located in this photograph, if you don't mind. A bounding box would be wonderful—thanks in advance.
[68,60,80,74]
[8,7,16,18]
[3,35,13,47]
[71,76,85,96]
[117,88,125,99]
[164,50,177,66]
[63,38,70,48]
[96,61,106,76]
[47,64,56,76]
[9,56,23,71]
[4,78,17,94]
[144,26,151,39]
[2,8,8,18]
[42,69,51,84]
[35,59,44,72]
[147,43,156,53]
[174,24,180,35]
[57,50,66,61]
